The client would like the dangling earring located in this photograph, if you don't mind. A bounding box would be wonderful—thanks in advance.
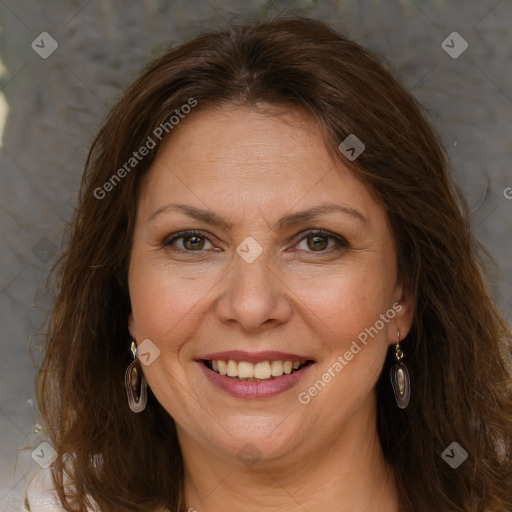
[125,340,148,413]
[390,330,411,409]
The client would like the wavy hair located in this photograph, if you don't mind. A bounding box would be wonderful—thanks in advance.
[35,16,512,512]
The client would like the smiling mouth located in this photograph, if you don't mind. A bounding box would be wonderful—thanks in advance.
[201,359,315,381]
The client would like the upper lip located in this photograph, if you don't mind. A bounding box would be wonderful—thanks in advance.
[197,350,315,364]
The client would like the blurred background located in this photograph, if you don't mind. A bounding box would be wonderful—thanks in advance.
[0,0,511,509]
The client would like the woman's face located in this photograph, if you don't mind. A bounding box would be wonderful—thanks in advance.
[128,104,413,466]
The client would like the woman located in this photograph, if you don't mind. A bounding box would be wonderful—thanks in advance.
[26,17,512,512]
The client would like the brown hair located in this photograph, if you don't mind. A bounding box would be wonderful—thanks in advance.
[36,16,512,512]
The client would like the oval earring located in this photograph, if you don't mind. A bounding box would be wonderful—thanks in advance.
[125,340,148,413]
[390,330,411,409]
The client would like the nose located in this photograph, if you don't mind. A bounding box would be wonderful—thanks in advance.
[215,248,293,332]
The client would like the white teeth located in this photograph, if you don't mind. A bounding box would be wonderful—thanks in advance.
[217,360,228,376]
[254,361,271,379]
[207,359,308,380]
[237,361,254,379]
[270,360,283,376]
[227,360,238,377]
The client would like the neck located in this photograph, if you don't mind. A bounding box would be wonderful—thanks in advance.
[178,395,400,512]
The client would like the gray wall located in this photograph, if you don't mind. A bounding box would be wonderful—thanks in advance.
[0,1,510,509]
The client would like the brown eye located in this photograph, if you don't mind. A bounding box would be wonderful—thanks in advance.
[164,230,214,251]
[307,234,329,251]
[296,230,349,253]
[182,234,205,250]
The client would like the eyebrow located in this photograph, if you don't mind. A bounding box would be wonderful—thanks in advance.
[147,202,368,230]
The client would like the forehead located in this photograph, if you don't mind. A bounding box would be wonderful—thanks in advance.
[138,104,385,228]
[150,104,332,178]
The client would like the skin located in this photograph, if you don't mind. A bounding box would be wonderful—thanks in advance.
[128,104,414,512]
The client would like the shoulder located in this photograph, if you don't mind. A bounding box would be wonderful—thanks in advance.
[24,468,65,511]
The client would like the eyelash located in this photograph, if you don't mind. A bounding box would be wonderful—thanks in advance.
[163,229,349,254]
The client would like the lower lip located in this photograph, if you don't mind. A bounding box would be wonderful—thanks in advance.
[198,362,314,399]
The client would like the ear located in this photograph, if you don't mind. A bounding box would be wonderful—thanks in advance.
[128,311,137,341]
[389,283,415,345]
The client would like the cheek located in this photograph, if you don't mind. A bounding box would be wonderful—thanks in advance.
[293,261,393,340]
[300,270,394,404]
[128,258,210,343]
